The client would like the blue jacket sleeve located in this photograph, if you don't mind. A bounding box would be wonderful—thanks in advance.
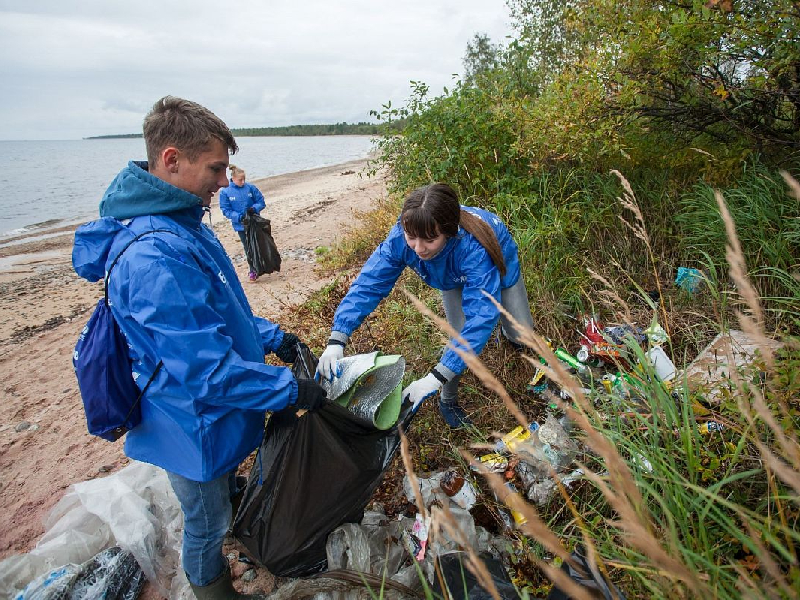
[126,255,297,411]
[218,189,240,224]
[251,185,266,214]
[332,226,407,336]
[254,316,284,354]
[439,246,502,376]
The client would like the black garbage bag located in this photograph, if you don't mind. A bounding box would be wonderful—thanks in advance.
[242,212,281,275]
[546,545,626,600]
[433,551,520,600]
[232,344,413,578]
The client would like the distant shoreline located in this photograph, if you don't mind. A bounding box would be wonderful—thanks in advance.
[86,133,377,140]
[86,123,393,140]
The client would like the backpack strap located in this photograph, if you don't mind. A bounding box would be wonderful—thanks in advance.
[104,228,178,426]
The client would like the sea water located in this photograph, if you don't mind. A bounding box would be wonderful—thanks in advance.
[0,136,376,238]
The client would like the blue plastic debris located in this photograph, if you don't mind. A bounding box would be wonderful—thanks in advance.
[675,267,704,293]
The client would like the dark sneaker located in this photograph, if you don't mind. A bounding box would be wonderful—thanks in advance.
[248,271,258,282]
[438,398,471,429]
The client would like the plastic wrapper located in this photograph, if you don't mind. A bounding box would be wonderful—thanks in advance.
[0,462,185,599]
[516,415,578,476]
[242,212,281,275]
[15,546,145,600]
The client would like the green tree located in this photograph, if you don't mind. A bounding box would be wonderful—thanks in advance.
[462,33,501,85]
[508,0,800,162]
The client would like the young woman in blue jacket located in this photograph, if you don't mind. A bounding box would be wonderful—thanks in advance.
[316,183,534,428]
[219,164,266,281]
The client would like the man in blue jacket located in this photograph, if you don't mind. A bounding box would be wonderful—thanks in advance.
[73,96,327,600]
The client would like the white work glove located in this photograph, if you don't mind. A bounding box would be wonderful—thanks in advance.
[402,373,443,409]
[316,344,344,382]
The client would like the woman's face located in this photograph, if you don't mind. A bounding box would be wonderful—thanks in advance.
[232,173,246,186]
[403,229,448,261]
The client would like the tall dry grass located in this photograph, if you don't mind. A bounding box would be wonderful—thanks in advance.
[397,174,800,599]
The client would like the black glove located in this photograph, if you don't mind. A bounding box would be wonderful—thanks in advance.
[247,207,256,216]
[294,378,327,411]
[275,333,301,363]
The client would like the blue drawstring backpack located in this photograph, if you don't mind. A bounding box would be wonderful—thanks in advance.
[73,230,169,441]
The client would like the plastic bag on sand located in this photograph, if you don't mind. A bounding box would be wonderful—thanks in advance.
[15,546,145,600]
[0,461,190,599]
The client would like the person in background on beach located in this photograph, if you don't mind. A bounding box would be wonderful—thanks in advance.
[219,164,266,282]
[72,96,327,600]
[316,182,534,429]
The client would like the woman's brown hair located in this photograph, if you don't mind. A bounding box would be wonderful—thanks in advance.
[400,183,506,277]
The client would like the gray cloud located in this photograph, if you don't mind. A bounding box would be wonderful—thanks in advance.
[0,1,511,139]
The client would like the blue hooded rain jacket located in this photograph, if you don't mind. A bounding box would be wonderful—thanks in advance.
[73,161,298,481]
[332,206,521,377]
[219,180,266,232]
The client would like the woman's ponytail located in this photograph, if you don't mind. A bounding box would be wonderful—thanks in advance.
[459,210,506,277]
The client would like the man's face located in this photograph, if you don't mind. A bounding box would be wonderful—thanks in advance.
[172,139,230,206]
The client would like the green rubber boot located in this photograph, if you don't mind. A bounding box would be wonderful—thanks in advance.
[189,565,265,600]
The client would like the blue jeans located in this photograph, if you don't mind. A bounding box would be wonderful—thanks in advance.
[167,470,238,586]
[441,278,534,401]
[237,230,255,272]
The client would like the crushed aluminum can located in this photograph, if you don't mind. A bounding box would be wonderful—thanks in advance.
[699,421,724,434]
[495,425,532,453]
[473,452,509,473]
[576,344,591,363]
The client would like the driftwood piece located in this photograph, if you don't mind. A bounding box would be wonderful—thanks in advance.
[265,569,422,599]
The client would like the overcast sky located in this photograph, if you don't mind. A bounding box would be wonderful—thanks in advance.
[0,1,513,140]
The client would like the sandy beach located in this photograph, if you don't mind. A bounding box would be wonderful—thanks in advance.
[0,158,388,592]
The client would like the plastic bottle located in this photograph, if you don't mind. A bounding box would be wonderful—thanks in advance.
[440,469,477,510]
[646,346,677,381]
[554,348,587,372]
[503,483,528,526]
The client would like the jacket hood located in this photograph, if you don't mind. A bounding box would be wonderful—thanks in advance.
[74,160,204,282]
[72,217,126,282]
[99,161,202,220]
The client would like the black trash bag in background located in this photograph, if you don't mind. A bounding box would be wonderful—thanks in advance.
[433,551,520,600]
[546,545,627,600]
[242,212,281,275]
[232,344,414,578]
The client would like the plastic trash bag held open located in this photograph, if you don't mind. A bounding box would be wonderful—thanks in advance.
[232,344,413,578]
